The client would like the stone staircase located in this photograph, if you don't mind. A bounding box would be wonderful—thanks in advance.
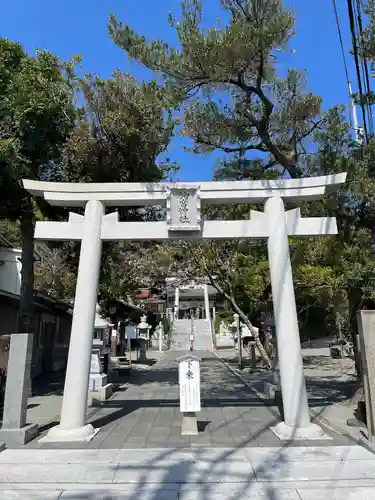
[171,318,213,351]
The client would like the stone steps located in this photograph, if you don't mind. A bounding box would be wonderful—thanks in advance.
[0,446,375,499]
[171,319,212,350]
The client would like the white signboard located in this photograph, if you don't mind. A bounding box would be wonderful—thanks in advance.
[178,357,201,413]
[125,325,137,339]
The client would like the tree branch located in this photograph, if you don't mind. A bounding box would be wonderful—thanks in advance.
[196,135,267,153]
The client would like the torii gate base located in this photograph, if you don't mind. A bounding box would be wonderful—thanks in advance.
[23,174,346,442]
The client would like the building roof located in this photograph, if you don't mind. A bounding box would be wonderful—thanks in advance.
[0,289,73,314]
[0,235,14,248]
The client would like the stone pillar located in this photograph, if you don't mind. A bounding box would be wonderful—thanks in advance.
[357,310,375,442]
[265,197,324,440]
[0,334,38,446]
[203,284,210,321]
[110,326,117,357]
[46,200,104,442]
[88,339,112,405]
[158,321,163,352]
[174,286,179,317]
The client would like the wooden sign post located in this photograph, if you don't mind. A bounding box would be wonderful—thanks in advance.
[177,354,201,436]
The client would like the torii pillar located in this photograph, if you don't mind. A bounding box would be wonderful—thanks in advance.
[265,198,314,439]
[48,202,104,441]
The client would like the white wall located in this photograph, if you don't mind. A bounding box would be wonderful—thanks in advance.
[0,248,22,296]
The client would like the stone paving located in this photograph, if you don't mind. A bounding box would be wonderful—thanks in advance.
[23,350,354,450]
[1,444,375,499]
[2,333,374,499]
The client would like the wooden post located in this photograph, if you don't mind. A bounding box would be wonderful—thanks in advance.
[237,317,243,371]
[127,335,132,366]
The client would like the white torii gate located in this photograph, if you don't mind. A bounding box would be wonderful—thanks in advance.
[23,173,346,442]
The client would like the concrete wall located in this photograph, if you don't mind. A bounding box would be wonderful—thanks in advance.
[0,248,22,296]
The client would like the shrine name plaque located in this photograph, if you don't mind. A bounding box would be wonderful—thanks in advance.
[178,355,201,413]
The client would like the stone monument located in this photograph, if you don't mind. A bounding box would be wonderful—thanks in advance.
[0,333,38,446]
[356,310,375,443]
[216,320,233,348]
[219,320,228,337]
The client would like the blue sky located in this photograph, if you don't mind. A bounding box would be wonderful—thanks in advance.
[1,0,358,181]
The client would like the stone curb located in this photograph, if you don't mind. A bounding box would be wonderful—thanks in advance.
[312,411,364,446]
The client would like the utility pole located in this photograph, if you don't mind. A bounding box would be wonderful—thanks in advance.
[349,81,364,144]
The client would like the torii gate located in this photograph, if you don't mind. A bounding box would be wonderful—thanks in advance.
[23,173,346,442]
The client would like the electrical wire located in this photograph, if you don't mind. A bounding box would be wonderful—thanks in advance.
[332,0,351,85]
[331,0,354,128]
[347,0,369,142]
[353,0,370,130]
[354,0,374,135]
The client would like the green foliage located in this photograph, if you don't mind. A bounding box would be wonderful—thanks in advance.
[62,72,178,183]
[109,0,294,89]
[0,218,22,247]
[0,38,76,216]
[109,0,325,177]
[360,0,375,66]
[61,71,179,305]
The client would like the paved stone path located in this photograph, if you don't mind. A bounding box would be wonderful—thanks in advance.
[24,350,353,450]
[2,332,372,499]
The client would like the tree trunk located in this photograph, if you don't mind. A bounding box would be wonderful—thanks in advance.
[187,243,272,368]
[17,206,35,333]
[213,279,272,368]
[231,300,272,369]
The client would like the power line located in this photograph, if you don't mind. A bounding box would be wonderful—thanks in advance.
[354,0,374,135]
[347,0,369,142]
[332,0,351,86]
[331,0,355,134]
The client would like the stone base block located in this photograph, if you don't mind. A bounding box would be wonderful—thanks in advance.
[264,381,279,399]
[87,383,113,406]
[181,412,198,436]
[39,423,99,443]
[89,373,107,391]
[0,423,39,446]
[271,421,333,441]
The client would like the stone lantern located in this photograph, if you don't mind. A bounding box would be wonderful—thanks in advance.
[137,314,150,361]
[87,305,112,405]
